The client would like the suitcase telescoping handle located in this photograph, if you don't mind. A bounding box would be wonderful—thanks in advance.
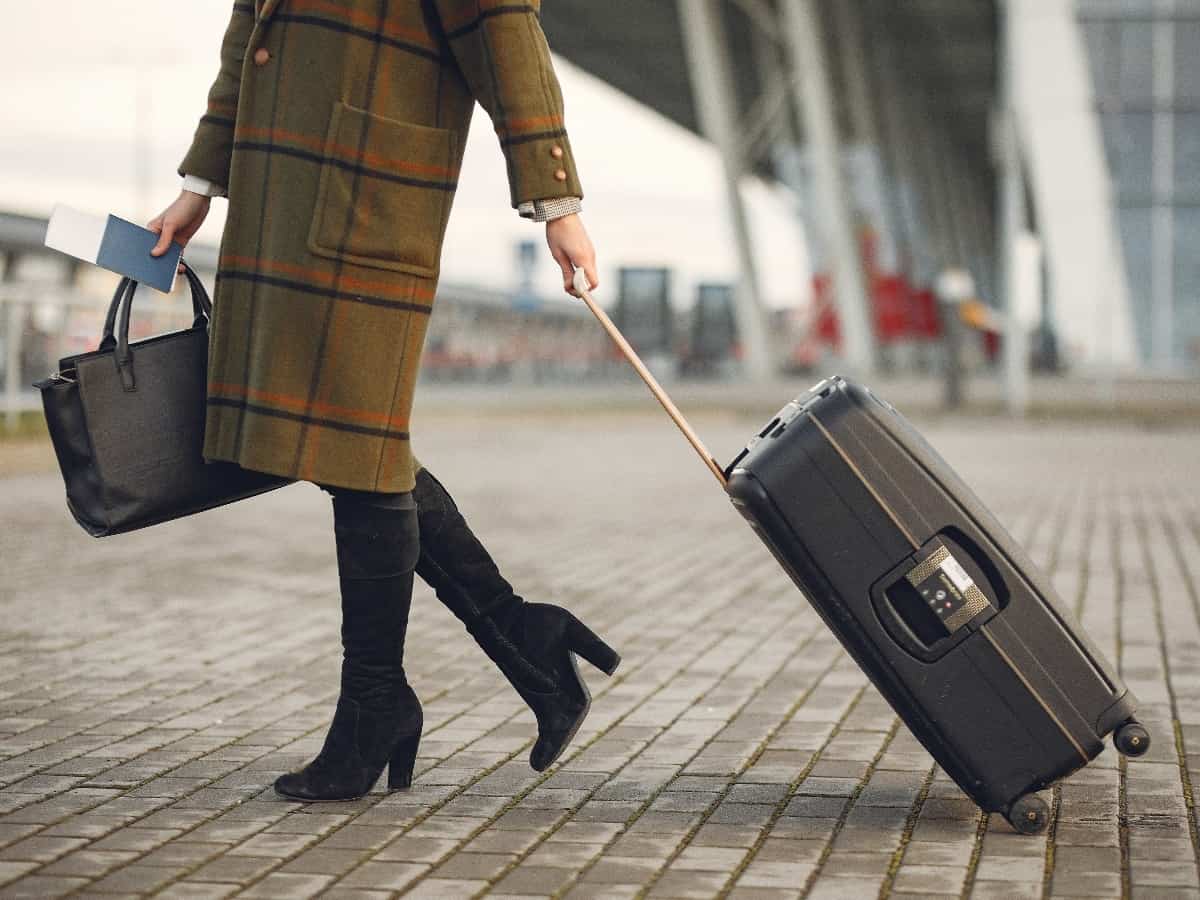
[573,268,728,488]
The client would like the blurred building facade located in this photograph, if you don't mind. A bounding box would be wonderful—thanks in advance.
[3,0,1198,429]
[1078,2,1200,370]
[542,0,1200,378]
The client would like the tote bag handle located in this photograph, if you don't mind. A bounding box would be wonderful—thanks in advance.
[98,260,213,390]
[99,259,212,354]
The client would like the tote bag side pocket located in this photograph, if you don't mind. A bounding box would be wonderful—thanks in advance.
[35,373,111,536]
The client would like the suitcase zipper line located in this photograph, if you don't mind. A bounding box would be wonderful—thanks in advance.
[808,410,1091,766]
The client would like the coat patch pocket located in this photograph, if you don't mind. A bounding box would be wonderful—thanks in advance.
[307,100,459,278]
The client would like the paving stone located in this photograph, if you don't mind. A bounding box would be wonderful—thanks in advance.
[820,851,892,877]
[461,829,544,856]
[0,834,88,863]
[86,863,182,893]
[189,854,281,885]
[334,860,428,891]
[276,848,365,876]
[579,855,661,883]
[493,863,578,894]
[975,854,1047,882]
[671,844,749,872]
[237,872,336,898]
[316,825,402,852]
[524,840,602,869]
[429,851,517,880]
[969,883,1042,900]
[647,869,730,898]
[403,878,491,898]
[545,822,624,844]
[224,831,315,859]
[891,864,968,894]
[604,833,681,860]
[373,835,459,864]
[736,860,816,889]
[138,841,228,868]
[649,792,719,813]
[564,883,641,900]
[806,876,884,899]
[1132,860,1200,888]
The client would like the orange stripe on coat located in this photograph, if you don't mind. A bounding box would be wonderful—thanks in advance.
[234,125,460,179]
[219,255,437,303]
[209,382,411,431]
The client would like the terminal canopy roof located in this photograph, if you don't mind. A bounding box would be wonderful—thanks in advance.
[540,0,998,178]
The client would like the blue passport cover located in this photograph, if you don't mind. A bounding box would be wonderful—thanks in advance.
[95,214,182,293]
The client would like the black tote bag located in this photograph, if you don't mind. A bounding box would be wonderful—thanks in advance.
[34,261,293,536]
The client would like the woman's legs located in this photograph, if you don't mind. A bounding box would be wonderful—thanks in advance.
[273,484,423,801]
[412,464,621,771]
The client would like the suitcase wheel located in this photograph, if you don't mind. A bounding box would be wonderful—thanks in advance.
[1114,721,1151,758]
[1005,794,1050,835]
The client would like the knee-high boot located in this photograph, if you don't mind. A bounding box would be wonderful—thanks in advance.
[412,466,621,771]
[274,488,424,801]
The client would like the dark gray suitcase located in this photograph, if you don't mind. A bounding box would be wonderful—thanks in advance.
[724,376,1147,833]
[571,271,1148,835]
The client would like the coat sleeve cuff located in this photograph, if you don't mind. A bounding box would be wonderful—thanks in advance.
[176,119,236,189]
[503,130,583,209]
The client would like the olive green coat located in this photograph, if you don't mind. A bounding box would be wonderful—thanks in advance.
[179,0,583,492]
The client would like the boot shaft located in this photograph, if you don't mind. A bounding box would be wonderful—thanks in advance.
[326,486,420,710]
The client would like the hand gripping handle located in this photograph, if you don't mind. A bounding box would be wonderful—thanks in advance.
[573,268,727,488]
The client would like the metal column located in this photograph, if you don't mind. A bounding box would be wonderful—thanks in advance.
[831,0,898,263]
[997,4,1030,415]
[2,252,21,434]
[779,0,876,375]
[863,1,926,286]
[677,0,774,379]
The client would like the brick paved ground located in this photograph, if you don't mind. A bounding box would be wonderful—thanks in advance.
[1,412,1199,899]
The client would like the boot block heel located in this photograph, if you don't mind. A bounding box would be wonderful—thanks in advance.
[567,617,621,676]
[387,733,420,790]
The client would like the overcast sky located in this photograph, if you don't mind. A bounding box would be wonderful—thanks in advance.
[1,2,811,309]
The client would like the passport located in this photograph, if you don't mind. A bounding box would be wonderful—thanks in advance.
[44,204,183,293]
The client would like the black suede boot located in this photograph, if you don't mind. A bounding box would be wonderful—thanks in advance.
[413,466,621,771]
[274,488,424,802]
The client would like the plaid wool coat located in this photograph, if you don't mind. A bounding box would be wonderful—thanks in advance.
[178,0,583,492]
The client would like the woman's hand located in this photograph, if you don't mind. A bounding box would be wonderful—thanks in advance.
[148,191,212,274]
[546,213,598,298]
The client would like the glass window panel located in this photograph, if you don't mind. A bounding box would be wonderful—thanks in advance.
[1118,205,1155,361]
[1083,21,1118,100]
[1176,22,1200,102]
[1118,21,1155,103]
[1112,112,1155,199]
[1173,205,1200,365]
[1176,113,1200,194]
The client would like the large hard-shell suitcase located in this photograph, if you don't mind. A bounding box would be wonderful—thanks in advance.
[722,376,1147,833]
[570,270,1148,835]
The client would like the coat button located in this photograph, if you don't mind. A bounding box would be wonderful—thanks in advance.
[550,146,564,159]
[253,47,270,66]
[554,169,567,182]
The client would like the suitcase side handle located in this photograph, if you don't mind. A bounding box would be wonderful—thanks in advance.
[573,268,728,488]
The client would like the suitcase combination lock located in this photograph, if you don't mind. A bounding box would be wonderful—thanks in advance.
[873,537,998,659]
[903,543,991,636]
